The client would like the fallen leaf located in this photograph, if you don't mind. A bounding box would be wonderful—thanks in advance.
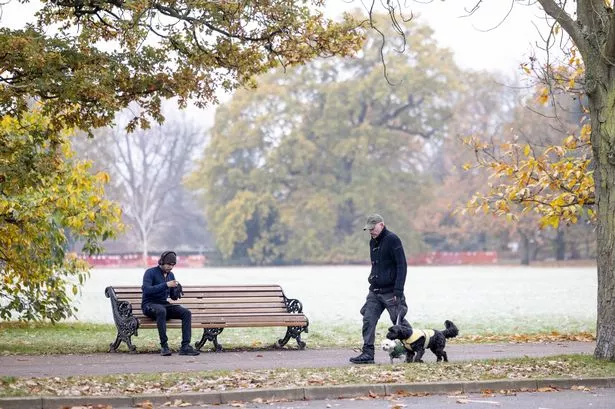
[456,399,501,405]
[499,389,517,396]
[571,385,592,391]
[135,400,153,409]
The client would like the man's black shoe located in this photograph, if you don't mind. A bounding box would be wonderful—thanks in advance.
[349,352,374,364]
[179,344,200,356]
[160,346,172,356]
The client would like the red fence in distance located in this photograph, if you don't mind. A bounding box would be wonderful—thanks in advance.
[78,254,207,268]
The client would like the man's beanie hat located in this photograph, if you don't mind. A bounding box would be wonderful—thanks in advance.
[160,251,177,265]
[363,214,384,230]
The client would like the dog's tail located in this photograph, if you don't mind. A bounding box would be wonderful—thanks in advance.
[442,320,459,339]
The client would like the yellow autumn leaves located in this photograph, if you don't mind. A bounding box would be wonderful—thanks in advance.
[463,122,594,229]
[0,109,123,321]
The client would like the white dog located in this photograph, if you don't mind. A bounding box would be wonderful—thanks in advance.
[381,338,406,364]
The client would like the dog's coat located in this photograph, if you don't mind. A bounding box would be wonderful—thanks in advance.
[401,329,435,350]
[385,320,458,363]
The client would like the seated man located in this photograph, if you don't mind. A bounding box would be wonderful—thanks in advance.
[141,251,200,356]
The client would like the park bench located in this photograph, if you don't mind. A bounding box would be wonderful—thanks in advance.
[104,284,309,353]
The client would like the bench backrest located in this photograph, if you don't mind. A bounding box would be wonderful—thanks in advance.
[112,285,289,319]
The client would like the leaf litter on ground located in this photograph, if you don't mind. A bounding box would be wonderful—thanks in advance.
[1,354,614,398]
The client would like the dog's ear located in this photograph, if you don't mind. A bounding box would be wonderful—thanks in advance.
[386,326,399,340]
[398,325,413,339]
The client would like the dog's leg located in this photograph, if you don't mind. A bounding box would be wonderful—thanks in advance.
[405,351,415,363]
[414,346,425,363]
[442,350,448,362]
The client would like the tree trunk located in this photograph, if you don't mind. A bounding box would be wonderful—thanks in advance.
[569,239,581,260]
[530,240,540,261]
[588,64,615,361]
[519,233,530,266]
[554,229,566,261]
[536,0,615,360]
[140,226,148,267]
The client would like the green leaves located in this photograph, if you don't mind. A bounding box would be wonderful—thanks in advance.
[0,110,123,321]
[0,0,366,318]
[0,2,363,133]
[188,18,464,264]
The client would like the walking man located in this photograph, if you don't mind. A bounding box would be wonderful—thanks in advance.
[350,214,411,364]
[141,251,200,356]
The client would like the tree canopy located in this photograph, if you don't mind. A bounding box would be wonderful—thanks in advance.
[0,0,365,320]
[2,1,364,131]
[0,109,122,321]
[187,17,468,264]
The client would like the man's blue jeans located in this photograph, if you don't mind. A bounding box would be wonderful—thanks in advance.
[143,303,192,348]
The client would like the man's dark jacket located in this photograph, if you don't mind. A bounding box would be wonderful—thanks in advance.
[368,227,407,297]
[141,266,175,308]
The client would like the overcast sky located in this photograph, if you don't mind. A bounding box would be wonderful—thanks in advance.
[332,1,551,74]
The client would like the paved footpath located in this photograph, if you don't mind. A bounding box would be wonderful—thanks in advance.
[0,341,596,378]
[3,342,614,409]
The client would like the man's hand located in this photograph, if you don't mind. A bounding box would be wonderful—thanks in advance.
[167,280,178,288]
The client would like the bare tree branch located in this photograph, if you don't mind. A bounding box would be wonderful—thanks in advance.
[537,0,589,56]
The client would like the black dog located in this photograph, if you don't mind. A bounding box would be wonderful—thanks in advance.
[386,320,458,363]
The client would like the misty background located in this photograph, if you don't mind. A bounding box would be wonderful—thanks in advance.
[50,4,595,266]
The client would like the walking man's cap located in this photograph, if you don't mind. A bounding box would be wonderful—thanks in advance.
[363,214,384,230]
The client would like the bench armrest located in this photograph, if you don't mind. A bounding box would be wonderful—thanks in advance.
[105,286,139,333]
[284,297,303,313]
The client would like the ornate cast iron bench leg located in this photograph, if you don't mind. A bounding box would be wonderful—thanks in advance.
[105,286,140,353]
[196,328,224,352]
[276,325,308,349]
[109,331,137,353]
[276,297,309,349]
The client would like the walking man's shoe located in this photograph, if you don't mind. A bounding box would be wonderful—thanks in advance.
[179,344,200,356]
[349,352,374,364]
[160,345,172,356]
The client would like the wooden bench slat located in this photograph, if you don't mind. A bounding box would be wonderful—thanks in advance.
[134,309,289,316]
[214,321,307,328]
[191,302,287,309]
[118,297,286,304]
[140,323,228,329]
[121,299,286,311]
[222,316,307,323]
[116,291,286,298]
[113,285,283,292]
[172,308,288,314]
[138,319,307,327]
[134,312,305,319]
